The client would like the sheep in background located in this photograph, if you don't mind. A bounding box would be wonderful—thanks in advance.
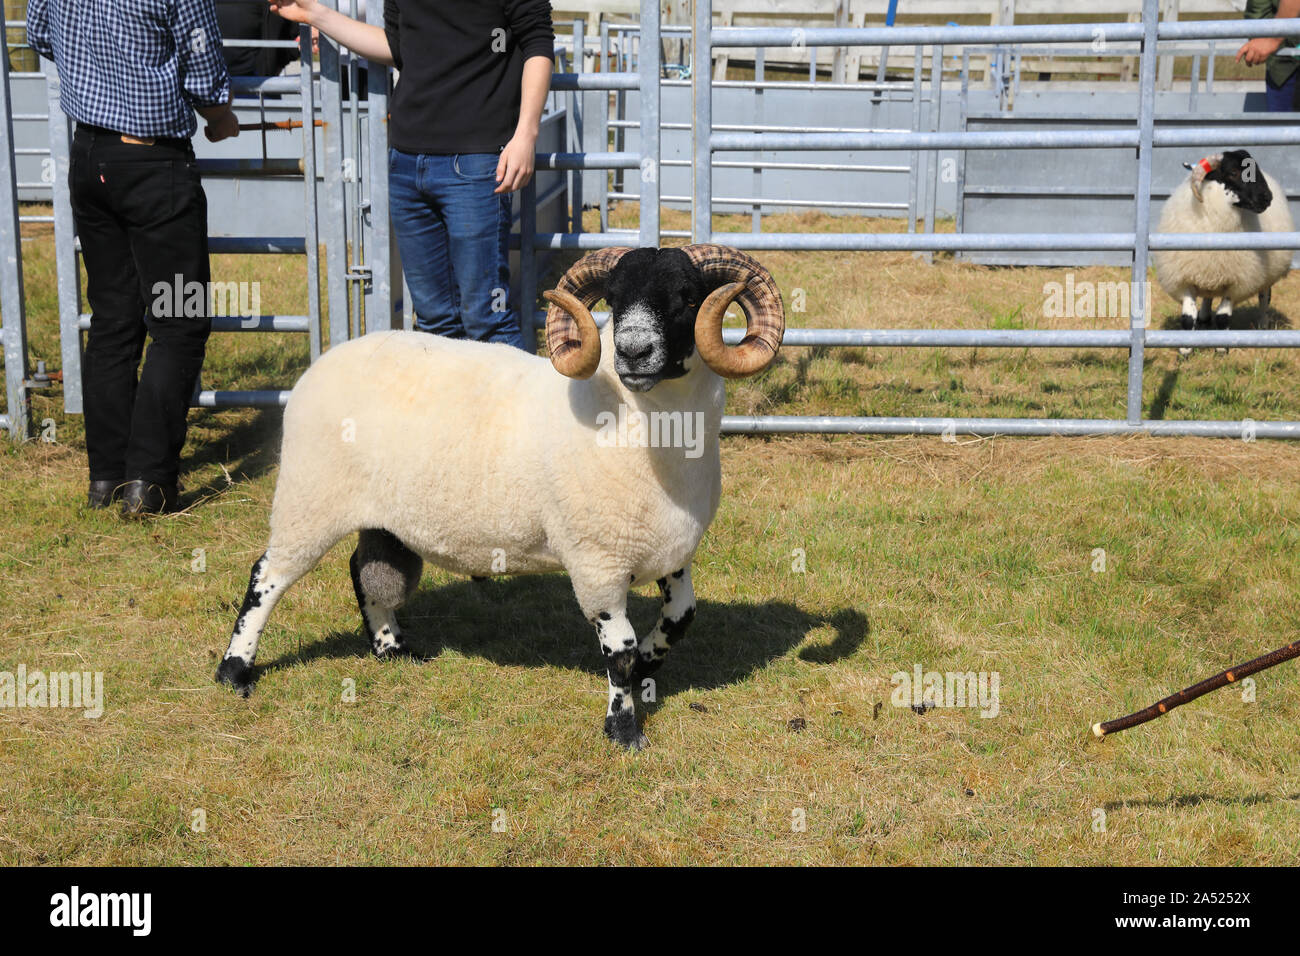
[1153,149,1292,336]
[215,245,785,751]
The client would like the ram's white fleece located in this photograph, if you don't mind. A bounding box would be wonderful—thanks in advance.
[266,322,725,614]
[1152,172,1293,305]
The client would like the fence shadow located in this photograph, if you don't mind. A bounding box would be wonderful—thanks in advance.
[1103,791,1300,812]
[253,574,870,698]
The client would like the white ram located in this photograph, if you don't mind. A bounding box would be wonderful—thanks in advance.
[215,244,785,750]
[1153,149,1293,333]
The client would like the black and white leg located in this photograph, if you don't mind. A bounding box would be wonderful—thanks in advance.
[349,529,423,658]
[591,606,645,750]
[1212,297,1233,330]
[1212,297,1233,353]
[634,566,696,682]
[1177,295,1206,356]
[216,551,299,696]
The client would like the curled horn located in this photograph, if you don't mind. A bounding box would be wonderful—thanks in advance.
[683,244,786,378]
[1184,153,1222,203]
[542,247,632,378]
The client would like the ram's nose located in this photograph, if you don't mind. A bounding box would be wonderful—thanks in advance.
[616,337,655,364]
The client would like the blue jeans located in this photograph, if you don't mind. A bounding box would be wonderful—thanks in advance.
[1265,72,1298,112]
[388,148,526,348]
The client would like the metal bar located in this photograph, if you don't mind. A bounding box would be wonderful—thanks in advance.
[711,126,1300,152]
[197,158,305,176]
[0,52,30,439]
[608,191,908,210]
[925,43,943,259]
[299,26,323,360]
[1128,0,1159,425]
[519,177,537,350]
[207,237,308,254]
[41,57,81,415]
[317,6,350,348]
[720,416,1300,439]
[77,314,311,333]
[194,390,292,408]
[600,21,611,232]
[709,328,1300,349]
[364,0,394,333]
[713,19,1300,49]
[551,72,640,91]
[706,232,1300,252]
[659,159,910,173]
[907,44,922,236]
[692,0,711,245]
[752,47,763,235]
[570,18,585,237]
[956,50,970,238]
[536,151,641,169]
[639,0,659,248]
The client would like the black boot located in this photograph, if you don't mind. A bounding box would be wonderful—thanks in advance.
[120,479,179,517]
[87,479,124,509]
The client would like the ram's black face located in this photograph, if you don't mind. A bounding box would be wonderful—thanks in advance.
[1208,149,1273,215]
[604,248,709,392]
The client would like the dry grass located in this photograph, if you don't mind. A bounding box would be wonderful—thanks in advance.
[2,206,1299,865]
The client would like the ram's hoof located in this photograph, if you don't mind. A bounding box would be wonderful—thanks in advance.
[605,712,648,751]
[215,656,254,697]
[373,642,422,662]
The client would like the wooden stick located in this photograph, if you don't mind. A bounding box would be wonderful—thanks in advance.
[1092,638,1300,737]
[237,119,324,132]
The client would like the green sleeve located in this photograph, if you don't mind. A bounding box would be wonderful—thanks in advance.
[1244,0,1277,19]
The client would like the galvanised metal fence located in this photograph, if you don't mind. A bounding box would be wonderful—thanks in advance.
[7,0,1300,441]
[688,0,1300,438]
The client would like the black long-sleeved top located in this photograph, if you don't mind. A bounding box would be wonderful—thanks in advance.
[383,0,554,154]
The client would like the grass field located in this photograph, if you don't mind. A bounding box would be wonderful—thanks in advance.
[2,207,1299,865]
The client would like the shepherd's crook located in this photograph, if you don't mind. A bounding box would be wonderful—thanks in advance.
[1093,638,1300,737]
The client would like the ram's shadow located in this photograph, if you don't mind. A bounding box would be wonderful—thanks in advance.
[179,407,284,506]
[256,574,869,696]
[1157,306,1292,332]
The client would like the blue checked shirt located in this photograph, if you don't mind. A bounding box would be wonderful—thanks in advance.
[27,0,231,140]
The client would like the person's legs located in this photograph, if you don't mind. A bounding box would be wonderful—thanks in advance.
[1264,72,1298,112]
[92,135,212,494]
[387,148,464,337]
[428,152,527,350]
[70,129,147,489]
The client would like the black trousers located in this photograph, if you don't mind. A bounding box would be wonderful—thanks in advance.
[70,124,211,486]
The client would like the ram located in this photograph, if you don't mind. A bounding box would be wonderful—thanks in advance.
[215,245,785,750]
[1153,149,1293,334]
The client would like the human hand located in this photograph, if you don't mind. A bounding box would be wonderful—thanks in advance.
[204,107,241,143]
[268,0,319,25]
[1236,37,1284,66]
[495,130,537,194]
